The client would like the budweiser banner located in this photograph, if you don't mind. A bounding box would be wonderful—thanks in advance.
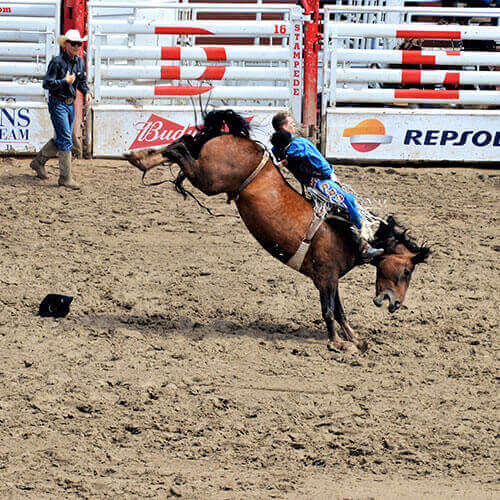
[93,107,279,157]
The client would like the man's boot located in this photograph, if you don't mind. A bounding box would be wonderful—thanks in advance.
[58,150,80,190]
[30,139,58,179]
[350,226,384,264]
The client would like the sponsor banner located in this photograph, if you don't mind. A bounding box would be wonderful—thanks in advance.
[326,109,500,162]
[92,107,280,157]
[0,101,52,153]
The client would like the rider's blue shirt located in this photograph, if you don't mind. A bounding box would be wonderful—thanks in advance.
[286,137,333,179]
[271,132,363,228]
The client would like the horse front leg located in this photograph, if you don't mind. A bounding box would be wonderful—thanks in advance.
[319,286,357,353]
[334,290,368,353]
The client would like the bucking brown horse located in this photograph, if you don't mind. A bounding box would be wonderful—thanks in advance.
[126,110,429,353]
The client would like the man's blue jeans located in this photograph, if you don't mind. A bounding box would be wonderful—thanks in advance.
[314,178,363,229]
[48,97,74,151]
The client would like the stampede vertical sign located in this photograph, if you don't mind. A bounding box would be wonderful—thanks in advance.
[291,21,303,121]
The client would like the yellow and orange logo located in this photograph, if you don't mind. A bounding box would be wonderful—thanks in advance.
[343,119,393,153]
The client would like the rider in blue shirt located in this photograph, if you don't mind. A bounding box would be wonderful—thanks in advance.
[271,112,383,263]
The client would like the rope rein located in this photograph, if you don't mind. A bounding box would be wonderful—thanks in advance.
[140,162,220,217]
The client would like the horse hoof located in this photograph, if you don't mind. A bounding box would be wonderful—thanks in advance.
[327,342,341,353]
[327,341,359,354]
[358,340,369,353]
[343,342,360,354]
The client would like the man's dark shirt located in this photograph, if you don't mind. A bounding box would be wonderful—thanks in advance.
[42,51,89,99]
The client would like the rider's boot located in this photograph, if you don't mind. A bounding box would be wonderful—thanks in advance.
[58,150,81,190]
[350,226,384,264]
[30,139,58,179]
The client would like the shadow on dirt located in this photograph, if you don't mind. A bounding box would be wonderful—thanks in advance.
[77,313,327,343]
[0,173,59,187]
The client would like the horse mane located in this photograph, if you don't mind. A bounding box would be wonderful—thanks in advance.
[187,109,251,159]
[372,216,430,262]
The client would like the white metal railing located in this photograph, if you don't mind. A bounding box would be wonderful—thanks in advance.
[323,1,405,51]
[322,6,500,112]
[87,1,305,119]
[323,5,500,51]
[0,0,60,99]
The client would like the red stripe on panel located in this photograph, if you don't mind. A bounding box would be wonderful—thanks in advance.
[395,89,460,99]
[443,72,460,85]
[203,47,227,61]
[402,51,436,65]
[396,30,461,39]
[198,66,226,80]
[401,69,421,84]
[155,27,213,35]
[154,85,214,96]
[446,50,461,56]
[160,66,181,80]
[161,47,181,60]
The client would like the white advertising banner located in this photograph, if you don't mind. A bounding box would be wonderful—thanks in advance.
[0,101,53,153]
[92,106,281,157]
[325,108,500,162]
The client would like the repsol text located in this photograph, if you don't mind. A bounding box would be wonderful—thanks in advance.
[404,130,500,147]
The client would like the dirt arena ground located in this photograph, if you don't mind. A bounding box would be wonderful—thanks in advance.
[0,156,498,498]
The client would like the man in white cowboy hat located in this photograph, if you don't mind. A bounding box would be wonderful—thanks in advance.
[30,29,92,190]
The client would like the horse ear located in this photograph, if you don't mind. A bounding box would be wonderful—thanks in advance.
[386,215,397,229]
[412,247,430,265]
[373,216,395,241]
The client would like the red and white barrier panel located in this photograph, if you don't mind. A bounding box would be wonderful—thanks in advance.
[338,48,500,67]
[96,20,291,36]
[330,22,500,40]
[338,68,500,86]
[335,88,500,105]
[101,65,288,81]
[100,85,290,100]
[100,45,290,62]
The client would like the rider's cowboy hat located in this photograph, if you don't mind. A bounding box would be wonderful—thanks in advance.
[57,29,87,48]
[38,294,74,318]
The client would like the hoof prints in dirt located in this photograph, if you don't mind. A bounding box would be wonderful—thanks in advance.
[0,160,497,497]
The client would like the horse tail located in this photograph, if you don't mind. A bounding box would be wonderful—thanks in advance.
[203,110,250,138]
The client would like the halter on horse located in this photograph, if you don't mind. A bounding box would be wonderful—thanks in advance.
[126,110,430,353]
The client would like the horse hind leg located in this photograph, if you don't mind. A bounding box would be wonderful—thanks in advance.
[125,148,165,172]
[319,286,358,353]
[334,291,368,353]
[162,142,199,187]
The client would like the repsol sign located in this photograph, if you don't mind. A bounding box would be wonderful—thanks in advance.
[0,107,31,142]
[404,129,500,147]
